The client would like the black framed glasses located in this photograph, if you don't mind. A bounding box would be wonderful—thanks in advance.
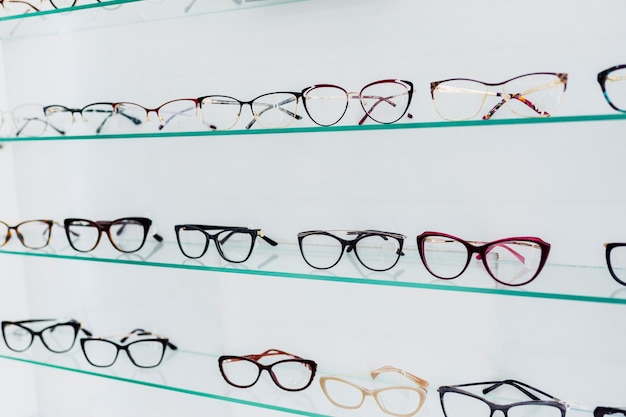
[597,64,626,113]
[0,219,54,249]
[301,79,413,126]
[218,349,317,392]
[595,407,626,417]
[604,242,626,286]
[298,230,405,272]
[1,319,91,353]
[416,231,551,286]
[80,328,177,368]
[64,217,163,253]
[439,380,568,417]
[430,72,568,121]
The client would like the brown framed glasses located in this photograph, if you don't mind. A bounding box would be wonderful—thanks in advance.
[0,220,54,249]
[63,217,163,253]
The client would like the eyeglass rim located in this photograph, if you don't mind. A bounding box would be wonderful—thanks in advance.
[48,0,78,9]
[1,0,41,12]
[0,219,54,249]
[416,231,551,286]
[297,229,406,272]
[597,64,626,113]
[604,242,626,286]
[218,354,318,391]
[80,337,170,368]
[595,406,626,417]
[1,318,87,353]
[63,217,153,253]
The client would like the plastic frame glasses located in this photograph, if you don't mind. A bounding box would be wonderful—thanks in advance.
[1,319,92,353]
[0,219,55,249]
[64,217,163,254]
[597,64,626,113]
[301,79,414,126]
[80,328,177,368]
[416,232,551,287]
[319,366,429,417]
[438,380,568,417]
[430,72,568,121]
[298,229,406,272]
[218,349,317,392]
[174,224,278,263]
[595,407,626,417]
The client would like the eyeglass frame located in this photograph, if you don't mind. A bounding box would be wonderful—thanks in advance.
[416,231,551,287]
[0,219,55,249]
[604,242,626,286]
[80,328,177,368]
[438,379,569,417]
[597,64,626,113]
[301,79,414,126]
[218,348,318,392]
[1,318,92,353]
[63,217,163,253]
[297,229,406,272]
[174,224,278,263]
[44,102,143,135]
[595,407,626,417]
[319,365,429,417]
[430,72,568,121]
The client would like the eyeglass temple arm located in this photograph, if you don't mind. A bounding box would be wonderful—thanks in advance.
[357,92,413,125]
[475,241,527,264]
[482,379,560,402]
[16,117,65,137]
[345,230,405,256]
[113,221,163,242]
[245,97,303,129]
[370,365,429,389]
[119,328,178,350]
[482,78,566,120]
[218,229,278,246]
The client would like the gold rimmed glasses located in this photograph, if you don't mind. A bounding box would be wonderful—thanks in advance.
[320,366,429,417]
[430,72,567,121]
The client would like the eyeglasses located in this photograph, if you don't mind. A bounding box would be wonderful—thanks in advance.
[595,407,626,417]
[430,72,568,121]
[604,242,626,286]
[1,319,92,353]
[63,217,163,253]
[44,102,143,135]
[0,220,54,249]
[112,99,211,132]
[597,64,626,113]
[298,230,405,272]
[12,104,66,137]
[438,380,568,417]
[174,224,278,263]
[416,232,551,286]
[80,328,177,368]
[218,349,317,392]
[301,79,414,126]
[320,366,429,417]
[197,92,303,130]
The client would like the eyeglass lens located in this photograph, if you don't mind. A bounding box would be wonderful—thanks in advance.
[602,66,626,111]
[81,339,166,368]
[2,322,78,353]
[0,220,52,249]
[65,218,149,253]
[176,226,255,262]
[441,391,563,417]
[220,357,315,391]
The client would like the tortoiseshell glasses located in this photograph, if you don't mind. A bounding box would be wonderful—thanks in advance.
[64,217,163,253]
[0,220,54,249]
[430,72,567,121]
[597,64,626,112]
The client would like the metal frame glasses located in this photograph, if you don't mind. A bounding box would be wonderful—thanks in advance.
[218,349,317,392]
[0,219,54,249]
[438,380,568,417]
[430,72,568,121]
[1,319,91,353]
[320,366,429,417]
[174,224,278,263]
[298,229,406,272]
[416,231,551,286]
[64,217,163,253]
[597,64,626,113]
[301,79,414,126]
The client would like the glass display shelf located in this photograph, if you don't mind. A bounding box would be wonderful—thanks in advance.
[0,0,310,39]
[1,239,625,305]
[2,113,626,143]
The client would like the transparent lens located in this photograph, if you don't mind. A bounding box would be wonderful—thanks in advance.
[217,230,254,263]
[504,73,565,117]
[40,323,77,353]
[109,219,148,253]
[66,220,100,252]
[220,358,261,387]
[441,391,491,417]
[176,226,209,259]
[354,233,402,271]
[483,240,544,285]
[115,102,148,131]
[603,67,626,111]
[13,104,49,137]
[81,103,117,134]
[270,360,314,390]
[44,106,74,134]
[321,378,364,408]
[432,80,488,120]
[376,387,423,416]
[199,96,242,130]
[0,221,9,246]
[420,235,470,279]
[360,80,411,124]
[508,404,564,417]
[299,233,344,269]
[303,85,348,126]
[157,99,205,132]
[608,245,626,284]
[16,220,51,249]
[127,340,166,368]
[2,323,33,352]
[251,92,299,128]
[82,340,118,367]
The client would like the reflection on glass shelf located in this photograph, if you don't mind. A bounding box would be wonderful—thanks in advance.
[1,238,625,304]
